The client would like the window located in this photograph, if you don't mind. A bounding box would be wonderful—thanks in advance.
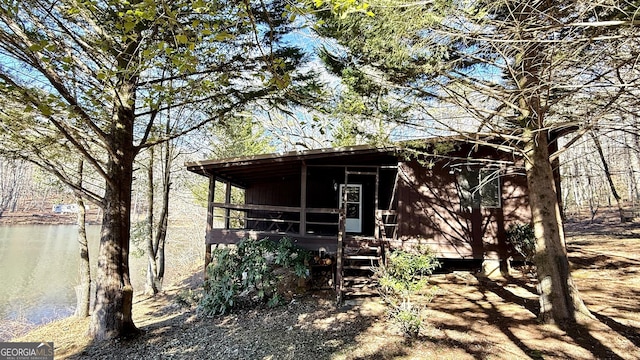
[458,168,501,209]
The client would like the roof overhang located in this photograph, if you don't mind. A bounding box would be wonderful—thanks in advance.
[185,135,522,187]
[185,144,401,187]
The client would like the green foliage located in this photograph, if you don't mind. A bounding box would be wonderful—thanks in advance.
[331,117,359,147]
[0,0,322,202]
[272,237,311,277]
[314,1,450,88]
[506,223,536,261]
[175,289,202,308]
[188,179,209,208]
[199,237,310,316]
[129,221,148,258]
[312,0,374,18]
[374,247,440,337]
[207,116,276,159]
[377,248,440,296]
[389,301,422,338]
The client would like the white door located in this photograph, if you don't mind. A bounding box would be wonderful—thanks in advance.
[339,184,362,233]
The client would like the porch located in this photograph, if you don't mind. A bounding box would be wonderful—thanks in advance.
[203,188,398,301]
[187,140,533,300]
[204,200,399,252]
[187,145,402,301]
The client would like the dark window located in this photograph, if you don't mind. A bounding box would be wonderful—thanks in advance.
[458,168,501,209]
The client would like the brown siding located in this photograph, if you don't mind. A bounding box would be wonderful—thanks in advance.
[306,167,343,208]
[394,159,530,260]
[244,175,301,232]
[246,174,301,206]
[211,145,531,260]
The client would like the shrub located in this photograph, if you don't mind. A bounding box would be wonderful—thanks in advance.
[374,247,440,337]
[199,237,310,316]
[506,223,536,261]
[377,248,440,297]
[175,289,202,308]
[390,301,423,338]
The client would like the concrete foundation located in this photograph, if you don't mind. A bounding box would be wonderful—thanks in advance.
[480,253,512,278]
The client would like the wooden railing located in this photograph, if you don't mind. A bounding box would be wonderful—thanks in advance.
[375,209,397,241]
[210,202,340,235]
[210,202,398,239]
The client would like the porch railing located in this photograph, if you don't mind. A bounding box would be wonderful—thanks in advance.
[209,202,398,240]
[375,209,397,241]
[210,202,340,235]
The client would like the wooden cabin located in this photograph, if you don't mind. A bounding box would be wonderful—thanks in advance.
[186,137,532,300]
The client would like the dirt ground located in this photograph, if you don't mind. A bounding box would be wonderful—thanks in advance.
[13,214,640,360]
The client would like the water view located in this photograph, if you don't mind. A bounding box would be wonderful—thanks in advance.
[0,225,145,329]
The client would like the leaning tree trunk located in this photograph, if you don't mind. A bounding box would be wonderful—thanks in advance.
[152,184,169,292]
[524,128,592,325]
[153,138,173,291]
[590,131,625,222]
[74,161,91,318]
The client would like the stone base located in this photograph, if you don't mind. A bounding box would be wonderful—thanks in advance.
[480,258,512,278]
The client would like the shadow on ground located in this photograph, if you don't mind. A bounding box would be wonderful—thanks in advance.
[14,215,640,360]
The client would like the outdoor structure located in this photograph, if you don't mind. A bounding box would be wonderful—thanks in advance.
[186,137,533,301]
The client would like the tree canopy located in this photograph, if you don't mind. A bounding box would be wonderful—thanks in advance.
[0,0,322,340]
[311,0,640,324]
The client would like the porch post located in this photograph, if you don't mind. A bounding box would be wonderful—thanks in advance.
[374,167,380,240]
[204,176,216,284]
[300,162,307,235]
[336,167,348,304]
[224,180,232,229]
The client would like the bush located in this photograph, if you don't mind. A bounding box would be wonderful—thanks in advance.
[377,248,440,297]
[175,289,202,308]
[374,247,440,337]
[506,223,536,261]
[390,301,423,338]
[199,237,310,316]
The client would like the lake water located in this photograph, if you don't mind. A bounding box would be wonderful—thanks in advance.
[0,225,146,329]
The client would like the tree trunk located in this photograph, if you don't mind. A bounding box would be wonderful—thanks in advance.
[590,131,625,222]
[90,64,139,339]
[74,160,91,318]
[90,151,138,339]
[524,129,591,325]
[145,147,159,295]
[153,186,168,292]
[153,139,172,291]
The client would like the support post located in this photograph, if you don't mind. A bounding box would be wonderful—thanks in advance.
[300,162,307,235]
[204,244,212,286]
[224,180,232,229]
[336,208,345,305]
[204,177,216,284]
[336,167,348,305]
[374,167,380,240]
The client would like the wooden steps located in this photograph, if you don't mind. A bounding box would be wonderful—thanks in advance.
[339,243,383,300]
[344,265,376,270]
[344,255,379,260]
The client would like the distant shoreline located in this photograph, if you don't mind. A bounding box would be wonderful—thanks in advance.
[0,211,101,225]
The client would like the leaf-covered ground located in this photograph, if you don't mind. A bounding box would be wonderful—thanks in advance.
[13,214,640,359]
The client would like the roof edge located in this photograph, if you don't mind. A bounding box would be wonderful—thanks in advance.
[185,143,399,170]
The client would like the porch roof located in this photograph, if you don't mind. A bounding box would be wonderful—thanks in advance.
[185,143,401,187]
[184,133,527,187]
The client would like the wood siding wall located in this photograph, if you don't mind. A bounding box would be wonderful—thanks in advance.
[210,151,530,261]
[246,174,301,206]
[394,159,530,259]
